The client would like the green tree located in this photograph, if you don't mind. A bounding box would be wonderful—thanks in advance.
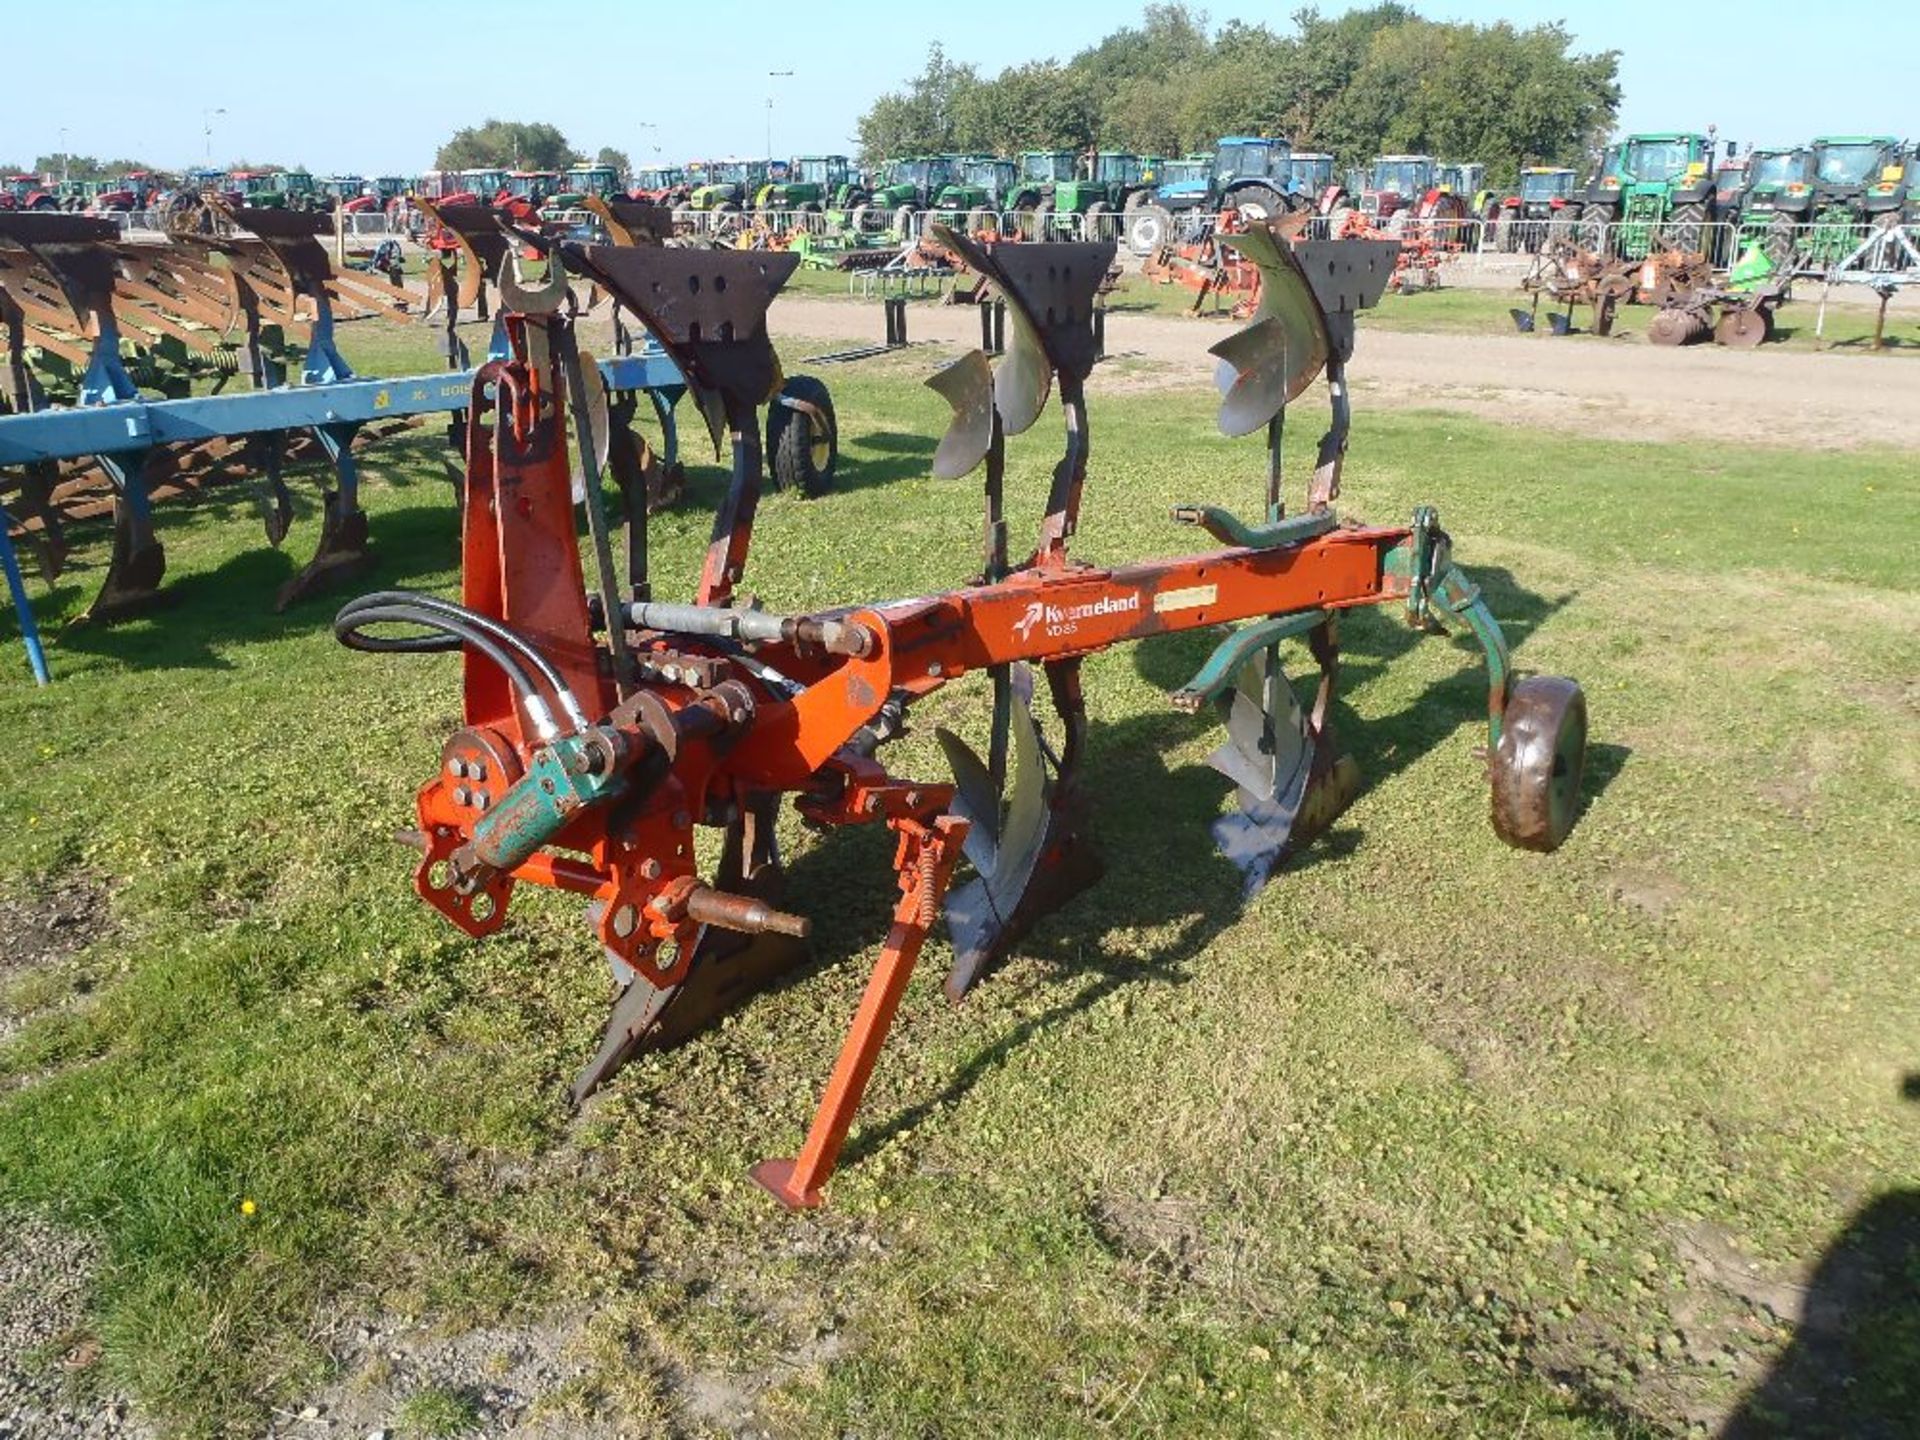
[595,146,631,175]
[436,120,577,172]
[856,44,982,161]
[855,5,1619,179]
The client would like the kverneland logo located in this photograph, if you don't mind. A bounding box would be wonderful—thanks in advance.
[1014,591,1141,642]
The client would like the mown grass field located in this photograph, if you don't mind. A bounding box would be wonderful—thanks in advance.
[1,304,1917,1437]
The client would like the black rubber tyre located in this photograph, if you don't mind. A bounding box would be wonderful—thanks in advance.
[1230,184,1286,221]
[1085,198,1113,239]
[892,203,915,236]
[1763,212,1798,270]
[1664,201,1708,256]
[1490,676,1588,852]
[1576,202,1612,254]
[765,374,837,498]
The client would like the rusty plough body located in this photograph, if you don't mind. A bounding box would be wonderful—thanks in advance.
[342,222,1589,1209]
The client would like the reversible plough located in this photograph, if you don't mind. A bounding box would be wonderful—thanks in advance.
[340,221,1589,1209]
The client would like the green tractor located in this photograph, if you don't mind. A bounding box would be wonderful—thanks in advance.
[1774,136,1908,269]
[929,156,1017,233]
[1005,150,1077,234]
[1576,132,1721,259]
[545,163,622,214]
[1051,152,1156,237]
[856,155,959,233]
[756,155,854,216]
[1731,147,1814,267]
[684,158,773,221]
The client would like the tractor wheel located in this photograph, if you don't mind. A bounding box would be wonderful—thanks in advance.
[1127,204,1172,256]
[1497,214,1519,252]
[1231,185,1287,222]
[1663,202,1707,256]
[1576,203,1612,254]
[892,203,915,237]
[765,375,837,498]
[1761,212,1798,271]
[1034,197,1054,237]
[1123,189,1148,213]
[849,203,873,233]
[1489,676,1587,853]
[1085,199,1113,240]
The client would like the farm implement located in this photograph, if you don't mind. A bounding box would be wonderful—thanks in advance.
[0,208,694,676]
[340,223,1589,1209]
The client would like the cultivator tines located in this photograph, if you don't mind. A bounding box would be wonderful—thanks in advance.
[344,218,1589,1210]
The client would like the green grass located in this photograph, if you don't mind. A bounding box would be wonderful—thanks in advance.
[395,1385,481,1438]
[1,317,1916,1437]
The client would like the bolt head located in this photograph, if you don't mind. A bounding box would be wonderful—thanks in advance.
[448,756,469,779]
[639,858,663,880]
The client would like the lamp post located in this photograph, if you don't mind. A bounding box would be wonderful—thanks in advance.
[766,71,793,161]
[203,107,226,165]
[58,129,69,186]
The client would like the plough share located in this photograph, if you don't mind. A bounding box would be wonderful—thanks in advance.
[341,224,1588,1209]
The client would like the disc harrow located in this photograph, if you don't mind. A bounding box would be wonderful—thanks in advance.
[340,223,1590,1209]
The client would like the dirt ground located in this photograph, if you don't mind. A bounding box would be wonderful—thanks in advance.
[769,293,1920,451]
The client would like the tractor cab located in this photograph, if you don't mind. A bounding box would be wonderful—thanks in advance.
[227,171,287,207]
[505,172,559,202]
[1515,167,1576,210]
[1206,135,1294,218]
[374,176,411,204]
[1020,151,1077,186]
[688,158,769,211]
[1437,161,1490,215]
[1364,155,1438,215]
[1054,151,1149,222]
[561,164,621,200]
[632,166,686,200]
[946,157,1016,212]
[0,175,57,211]
[460,169,511,202]
[281,170,319,208]
[1287,152,1335,197]
[758,155,851,211]
[796,155,850,189]
[877,155,957,209]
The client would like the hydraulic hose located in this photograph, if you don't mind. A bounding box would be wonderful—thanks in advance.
[334,590,586,739]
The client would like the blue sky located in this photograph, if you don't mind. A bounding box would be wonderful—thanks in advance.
[5,0,1913,173]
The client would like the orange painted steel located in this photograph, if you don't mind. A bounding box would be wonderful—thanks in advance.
[750,814,970,1209]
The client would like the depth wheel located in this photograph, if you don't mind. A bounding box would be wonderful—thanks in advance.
[1490,676,1587,852]
[765,374,837,497]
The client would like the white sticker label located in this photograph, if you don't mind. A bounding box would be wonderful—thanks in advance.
[1154,584,1218,614]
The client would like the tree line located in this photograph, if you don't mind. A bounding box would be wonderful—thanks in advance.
[434,119,628,176]
[856,4,1622,185]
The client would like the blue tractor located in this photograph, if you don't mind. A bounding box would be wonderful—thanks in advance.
[1125,135,1302,253]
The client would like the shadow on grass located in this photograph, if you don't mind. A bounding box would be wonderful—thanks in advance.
[829,565,1624,1159]
[1717,1076,1920,1440]
[53,493,460,672]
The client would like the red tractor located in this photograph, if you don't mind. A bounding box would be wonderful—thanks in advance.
[0,175,59,211]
